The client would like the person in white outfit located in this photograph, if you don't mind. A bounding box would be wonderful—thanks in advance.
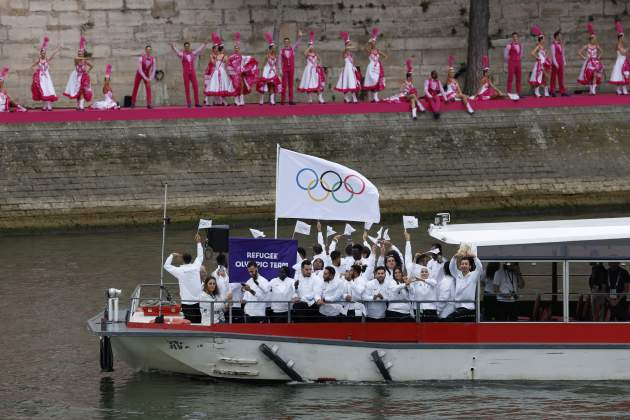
[31,36,60,111]
[268,266,295,323]
[199,275,232,325]
[292,260,322,322]
[609,21,630,95]
[163,234,204,323]
[341,264,367,321]
[241,261,270,323]
[449,252,484,322]
[335,31,361,103]
[298,31,326,103]
[364,266,392,321]
[316,267,344,321]
[90,64,120,110]
[412,266,438,322]
[257,32,282,105]
[436,261,456,320]
[387,266,414,321]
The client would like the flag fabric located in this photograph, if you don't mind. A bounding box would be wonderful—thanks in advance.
[376,227,383,239]
[249,228,266,238]
[403,215,419,229]
[367,235,379,245]
[365,222,374,230]
[382,228,390,241]
[198,219,213,230]
[326,225,336,237]
[344,223,356,236]
[276,147,380,223]
[294,220,312,235]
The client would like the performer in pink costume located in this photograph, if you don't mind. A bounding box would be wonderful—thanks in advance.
[504,32,523,96]
[0,67,27,112]
[91,64,119,110]
[578,23,604,95]
[550,30,568,97]
[203,44,218,105]
[334,31,361,103]
[384,59,425,119]
[131,45,156,108]
[31,36,60,111]
[528,25,552,98]
[256,32,282,105]
[280,31,302,105]
[298,32,326,104]
[63,36,93,111]
[424,70,446,119]
[204,33,234,105]
[476,56,506,100]
[170,40,207,107]
[363,27,387,102]
[228,32,259,106]
[609,21,630,95]
[443,56,474,114]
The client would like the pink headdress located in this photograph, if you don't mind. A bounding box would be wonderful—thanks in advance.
[482,55,490,71]
[616,21,624,36]
[308,31,315,45]
[531,25,543,38]
[369,27,380,42]
[264,32,274,46]
[340,31,350,44]
[79,35,86,52]
[234,32,241,47]
[0,67,9,81]
[405,59,413,75]
[447,55,455,70]
[105,64,112,79]
[40,36,49,52]
[587,22,596,36]
[211,32,223,47]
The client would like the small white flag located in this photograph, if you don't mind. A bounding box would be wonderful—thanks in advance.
[383,228,390,241]
[344,223,356,236]
[367,235,379,245]
[376,226,383,239]
[326,225,336,237]
[294,220,312,235]
[402,215,419,230]
[364,222,373,230]
[249,228,266,238]
[198,219,213,230]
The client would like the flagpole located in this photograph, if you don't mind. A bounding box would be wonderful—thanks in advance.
[157,182,168,323]
[274,143,280,239]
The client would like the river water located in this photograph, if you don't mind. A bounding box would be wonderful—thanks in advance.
[2,215,630,419]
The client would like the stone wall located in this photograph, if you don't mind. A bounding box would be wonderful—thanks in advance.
[1,0,630,106]
[1,106,630,230]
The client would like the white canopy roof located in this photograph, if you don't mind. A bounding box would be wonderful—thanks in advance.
[428,217,630,246]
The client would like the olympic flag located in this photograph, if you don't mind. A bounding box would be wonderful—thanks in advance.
[275,147,380,224]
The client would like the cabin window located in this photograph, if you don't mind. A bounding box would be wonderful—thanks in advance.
[568,261,630,322]
[480,261,563,322]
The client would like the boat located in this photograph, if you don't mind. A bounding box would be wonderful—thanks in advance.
[87,215,630,382]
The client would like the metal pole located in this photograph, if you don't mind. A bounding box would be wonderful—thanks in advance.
[275,144,280,239]
[563,260,570,323]
[158,183,168,321]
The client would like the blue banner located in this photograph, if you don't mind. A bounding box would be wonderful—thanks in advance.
[228,238,298,283]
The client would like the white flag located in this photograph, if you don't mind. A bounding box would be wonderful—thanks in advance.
[198,219,213,230]
[402,215,419,229]
[326,225,336,237]
[382,228,390,241]
[364,222,373,230]
[344,223,356,236]
[367,235,379,245]
[249,228,266,238]
[275,147,380,223]
[376,227,383,239]
[294,220,312,235]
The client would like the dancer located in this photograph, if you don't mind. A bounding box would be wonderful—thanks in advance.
[280,31,302,105]
[383,59,425,119]
[424,70,446,119]
[91,64,119,110]
[363,27,387,102]
[443,56,474,114]
[170,40,207,107]
[0,67,27,112]
[63,36,93,110]
[131,45,156,108]
[550,30,567,97]
[609,21,630,95]
[256,32,282,105]
[227,32,259,106]
[334,31,361,103]
[528,26,551,98]
[476,56,507,100]
[204,33,234,105]
[578,23,604,95]
[504,32,523,96]
[31,36,60,111]
[203,44,218,105]
[298,32,326,104]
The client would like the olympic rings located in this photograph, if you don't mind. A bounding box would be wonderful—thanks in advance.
[295,168,366,204]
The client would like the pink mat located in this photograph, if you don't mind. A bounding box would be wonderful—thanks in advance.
[2,94,630,125]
